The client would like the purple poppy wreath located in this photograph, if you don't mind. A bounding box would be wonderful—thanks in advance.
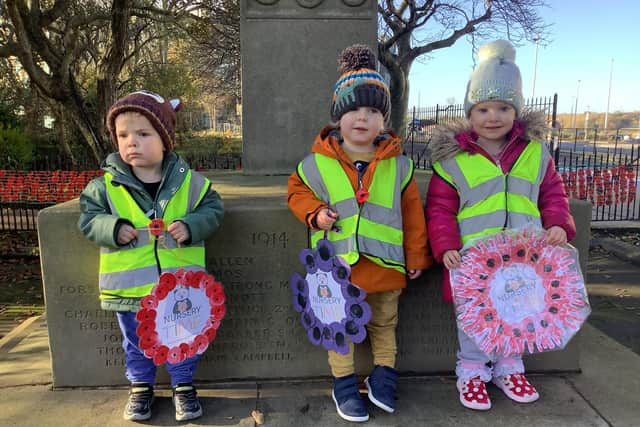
[291,238,371,354]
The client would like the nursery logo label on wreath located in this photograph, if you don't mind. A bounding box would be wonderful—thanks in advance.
[490,264,546,324]
[308,271,345,323]
[158,285,209,348]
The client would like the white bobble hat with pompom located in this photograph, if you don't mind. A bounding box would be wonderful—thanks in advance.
[463,39,524,117]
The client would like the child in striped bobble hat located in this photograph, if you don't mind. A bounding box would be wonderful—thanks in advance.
[288,45,432,422]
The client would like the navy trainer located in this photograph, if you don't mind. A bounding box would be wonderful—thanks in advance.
[173,383,203,421]
[123,382,154,421]
[365,365,398,413]
[332,374,369,422]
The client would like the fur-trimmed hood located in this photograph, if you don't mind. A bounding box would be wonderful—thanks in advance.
[428,109,548,164]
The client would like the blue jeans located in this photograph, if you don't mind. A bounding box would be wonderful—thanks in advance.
[116,311,200,387]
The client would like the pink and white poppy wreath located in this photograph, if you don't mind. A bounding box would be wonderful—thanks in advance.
[450,227,590,358]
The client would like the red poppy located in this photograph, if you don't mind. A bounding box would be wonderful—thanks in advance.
[204,327,217,342]
[136,308,157,322]
[179,343,191,359]
[158,274,177,297]
[140,295,159,310]
[175,268,187,285]
[136,320,156,337]
[194,334,209,353]
[200,275,215,289]
[154,284,170,300]
[187,270,205,288]
[206,282,224,299]
[355,188,369,203]
[187,342,199,359]
[167,346,184,364]
[211,304,226,320]
[143,345,158,359]
[148,218,165,237]
[158,272,177,289]
[139,333,158,350]
[153,345,169,365]
[210,293,226,307]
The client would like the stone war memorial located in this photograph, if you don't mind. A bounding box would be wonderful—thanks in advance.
[38,0,593,388]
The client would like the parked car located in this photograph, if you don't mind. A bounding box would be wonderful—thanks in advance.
[407,118,436,133]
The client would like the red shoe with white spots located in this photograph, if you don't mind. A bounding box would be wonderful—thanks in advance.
[492,373,540,403]
[456,376,491,410]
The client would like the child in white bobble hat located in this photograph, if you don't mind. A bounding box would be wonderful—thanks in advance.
[425,40,576,410]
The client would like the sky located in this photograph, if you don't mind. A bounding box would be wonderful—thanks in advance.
[408,1,640,115]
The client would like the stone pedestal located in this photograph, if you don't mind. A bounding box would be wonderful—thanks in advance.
[240,0,377,175]
[38,171,591,387]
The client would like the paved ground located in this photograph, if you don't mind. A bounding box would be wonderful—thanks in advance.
[586,242,640,355]
[1,317,639,426]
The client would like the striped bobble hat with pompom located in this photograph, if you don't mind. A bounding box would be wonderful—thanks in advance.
[331,44,390,122]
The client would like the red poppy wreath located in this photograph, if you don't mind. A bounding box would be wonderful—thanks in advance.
[136,269,226,365]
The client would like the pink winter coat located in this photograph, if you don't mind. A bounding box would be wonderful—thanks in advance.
[425,112,576,302]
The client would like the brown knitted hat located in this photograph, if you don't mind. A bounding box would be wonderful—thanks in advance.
[106,90,182,152]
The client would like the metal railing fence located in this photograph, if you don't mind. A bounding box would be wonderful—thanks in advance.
[404,95,640,221]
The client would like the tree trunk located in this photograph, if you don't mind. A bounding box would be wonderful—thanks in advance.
[93,0,131,160]
[63,80,109,162]
[55,105,76,165]
[96,78,117,156]
[389,67,409,141]
[384,58,411,142]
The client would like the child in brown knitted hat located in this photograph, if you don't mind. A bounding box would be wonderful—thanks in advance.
[78,90,224,422]
[288,45,432,422]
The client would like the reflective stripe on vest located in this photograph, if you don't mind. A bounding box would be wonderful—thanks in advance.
[432,141,549,244]
[297,153,413,273]
[99,171,210,299]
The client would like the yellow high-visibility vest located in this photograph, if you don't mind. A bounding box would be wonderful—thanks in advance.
[297,153,413,273]
[98,171,210,300]
[432,141,549,244]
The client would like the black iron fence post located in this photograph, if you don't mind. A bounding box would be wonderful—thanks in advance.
[410,106,415,158]
[552,94,560,165]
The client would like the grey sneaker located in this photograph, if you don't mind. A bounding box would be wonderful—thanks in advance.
[173,383,203,421]
[123,382,154,421]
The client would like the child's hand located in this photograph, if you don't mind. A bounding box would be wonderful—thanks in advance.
[443,250,461,270]
[315,208,338,230]
[117,224,138,245]
[168,221,190,244]
[546,226,567,246]
[407,269,422,280]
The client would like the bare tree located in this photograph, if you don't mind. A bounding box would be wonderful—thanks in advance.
[184,0,240,117]
[0,0,238,163]
[0,0,131,162]
[378,0,549,137]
